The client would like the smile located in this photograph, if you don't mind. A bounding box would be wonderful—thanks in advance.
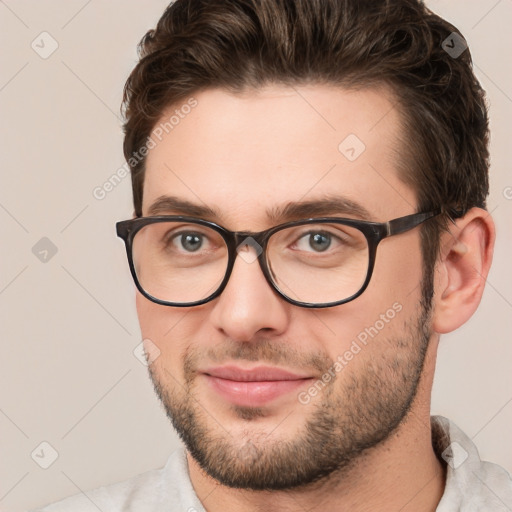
[202,365,314,407]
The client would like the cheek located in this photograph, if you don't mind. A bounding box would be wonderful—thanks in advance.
[314,234,424,360]
[136,292,165,339]
[135,293,184,361]
[135,293,206,374]
[370,231,424,305]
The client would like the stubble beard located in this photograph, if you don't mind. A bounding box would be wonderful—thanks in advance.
[147,281,434,490]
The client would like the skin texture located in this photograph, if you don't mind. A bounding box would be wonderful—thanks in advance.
[135,84,495,512]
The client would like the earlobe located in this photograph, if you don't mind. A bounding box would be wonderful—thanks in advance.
[432,208,495,334]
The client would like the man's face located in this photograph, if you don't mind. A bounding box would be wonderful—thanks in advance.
[137,85,432,489]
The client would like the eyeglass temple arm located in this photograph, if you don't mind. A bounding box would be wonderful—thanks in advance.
[386,209,442,237]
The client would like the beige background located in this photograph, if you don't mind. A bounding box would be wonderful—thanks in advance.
[0,1,511,510]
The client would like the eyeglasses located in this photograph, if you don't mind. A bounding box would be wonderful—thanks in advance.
[116,210,440,309]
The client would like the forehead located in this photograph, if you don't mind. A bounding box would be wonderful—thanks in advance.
[142,84,415,227]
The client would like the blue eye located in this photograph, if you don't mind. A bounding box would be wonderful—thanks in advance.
[174,232,205,252]
[307,232,331,252]
[294,230,341,253]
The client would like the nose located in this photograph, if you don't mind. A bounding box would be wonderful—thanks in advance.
[208,243,290,342]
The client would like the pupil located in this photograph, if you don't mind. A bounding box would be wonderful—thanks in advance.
[182,234,202,252]
[310,233,330,252]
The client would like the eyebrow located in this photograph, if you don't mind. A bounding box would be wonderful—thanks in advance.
[146,195,373,223]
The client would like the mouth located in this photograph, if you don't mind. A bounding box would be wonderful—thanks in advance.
[201,365,314,407]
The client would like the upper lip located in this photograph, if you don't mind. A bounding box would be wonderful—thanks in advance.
[202,365,312,382]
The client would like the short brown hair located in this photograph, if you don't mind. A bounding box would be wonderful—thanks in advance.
[121,0,489,280]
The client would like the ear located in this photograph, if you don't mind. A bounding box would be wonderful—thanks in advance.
[432,207,495,334]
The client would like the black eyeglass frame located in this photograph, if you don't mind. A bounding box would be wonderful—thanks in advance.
[116,209,441,309]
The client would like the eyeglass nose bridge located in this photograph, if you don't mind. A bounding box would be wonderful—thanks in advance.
[231,229,268,247]
[232,231,267,259]
[220,230,278,294]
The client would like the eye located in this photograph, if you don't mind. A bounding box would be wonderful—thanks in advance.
[301,232,332,252]
[169,231,208,253]
[294,230,344,253]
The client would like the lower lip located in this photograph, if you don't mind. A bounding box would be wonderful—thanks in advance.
[204,375,311,407]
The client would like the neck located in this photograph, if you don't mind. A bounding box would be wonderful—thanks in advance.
[187,341,446,512]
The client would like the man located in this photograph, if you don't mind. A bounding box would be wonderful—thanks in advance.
[36,0,512,510]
